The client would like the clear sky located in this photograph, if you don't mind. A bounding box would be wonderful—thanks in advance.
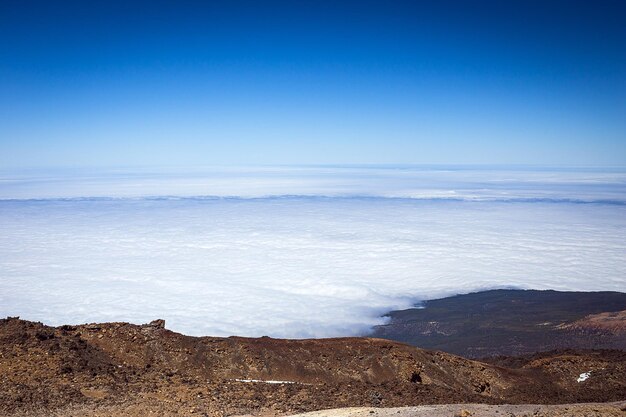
[1,0,625,169]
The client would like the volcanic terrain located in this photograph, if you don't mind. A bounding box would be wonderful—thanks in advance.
[2,316,625,416]
[371,289,626,357]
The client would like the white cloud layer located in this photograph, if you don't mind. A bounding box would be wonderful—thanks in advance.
[0,167,625,337]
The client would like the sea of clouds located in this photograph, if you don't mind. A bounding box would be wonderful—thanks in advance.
[1,166,625,337]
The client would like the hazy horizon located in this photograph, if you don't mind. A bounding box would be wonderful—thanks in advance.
[1,166,624,337]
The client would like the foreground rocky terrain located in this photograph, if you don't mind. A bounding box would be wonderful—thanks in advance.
[2,317,625,416]
[371,289,626,357]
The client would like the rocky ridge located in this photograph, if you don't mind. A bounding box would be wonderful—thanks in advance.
[2,317,625,416]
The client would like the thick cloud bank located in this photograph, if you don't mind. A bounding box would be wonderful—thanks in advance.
[0,167,625,337]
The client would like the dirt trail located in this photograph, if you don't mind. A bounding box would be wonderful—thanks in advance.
[287,402,626,417]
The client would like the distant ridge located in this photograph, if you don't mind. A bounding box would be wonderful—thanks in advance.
[2,195,625,204]
[371,289,626,357]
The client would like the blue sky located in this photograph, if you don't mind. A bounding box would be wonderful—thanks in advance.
[1,0,625,169]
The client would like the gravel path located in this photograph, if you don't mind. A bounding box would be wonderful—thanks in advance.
[286,402,626,417]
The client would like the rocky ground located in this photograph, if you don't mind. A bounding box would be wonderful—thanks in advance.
[2,317,625,416]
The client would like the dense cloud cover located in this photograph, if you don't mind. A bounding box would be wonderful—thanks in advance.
[0,167,625,337]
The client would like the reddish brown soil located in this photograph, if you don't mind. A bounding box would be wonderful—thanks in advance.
[1,317,625,416]
[562,310,626,335]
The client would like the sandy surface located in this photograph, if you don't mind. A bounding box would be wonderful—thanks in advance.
[286,401,626,417]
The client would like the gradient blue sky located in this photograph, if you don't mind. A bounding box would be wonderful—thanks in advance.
[1,0,625,169]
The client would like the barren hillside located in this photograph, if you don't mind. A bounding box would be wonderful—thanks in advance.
[2,317,625,416]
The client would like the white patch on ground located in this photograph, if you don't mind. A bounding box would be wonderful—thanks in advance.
[577,372,591,382]
[234,379,301,384]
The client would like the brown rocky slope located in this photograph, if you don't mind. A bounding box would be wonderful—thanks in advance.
[1,317,625,416]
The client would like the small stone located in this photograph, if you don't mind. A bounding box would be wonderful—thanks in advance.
[146,319,165,329]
